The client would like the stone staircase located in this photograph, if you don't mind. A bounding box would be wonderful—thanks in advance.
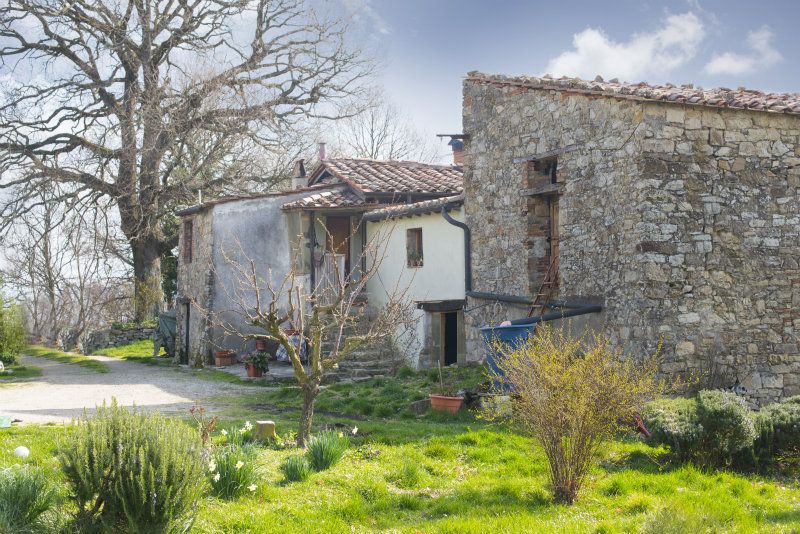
[321,301,404,381]
[336,345,400,381]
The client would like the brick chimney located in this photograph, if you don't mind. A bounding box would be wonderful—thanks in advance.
[291,159,306,189]
[436,134,465,166]
[448,138,464,166]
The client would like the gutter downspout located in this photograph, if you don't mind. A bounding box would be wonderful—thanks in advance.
[441,206,472,292]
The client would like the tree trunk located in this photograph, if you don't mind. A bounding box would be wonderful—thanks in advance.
[131,239,164,323]
[297,382,319,448]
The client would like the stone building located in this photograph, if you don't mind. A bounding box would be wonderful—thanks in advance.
[174,156,464,369]
[461,72,800,404]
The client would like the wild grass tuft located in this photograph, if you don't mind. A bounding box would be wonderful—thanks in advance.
[306,430,348,471]
[280,455,312,482]
[0,465,60,533]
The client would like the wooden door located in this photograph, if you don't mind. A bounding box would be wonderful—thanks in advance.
[325,216,351,274]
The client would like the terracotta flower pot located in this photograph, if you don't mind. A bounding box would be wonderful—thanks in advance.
[429,394,464,414]
[245,363,263,378]
[214,350,235,367]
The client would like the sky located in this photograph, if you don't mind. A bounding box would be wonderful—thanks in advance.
[338,0,800,149]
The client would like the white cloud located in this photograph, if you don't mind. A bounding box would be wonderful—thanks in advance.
[544,12,705,81]
[704,26,782,76]
[341,0,391,35]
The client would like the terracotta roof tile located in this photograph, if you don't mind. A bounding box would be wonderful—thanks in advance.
[363,194,464,221]
[314,158,463,194]
[467,72,800,116]
[282,186,372,211]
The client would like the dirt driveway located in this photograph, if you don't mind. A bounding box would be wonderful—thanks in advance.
[0,353,258,424]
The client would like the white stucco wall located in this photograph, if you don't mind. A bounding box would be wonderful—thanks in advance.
[209,192,312,355]
[365,208,466,366]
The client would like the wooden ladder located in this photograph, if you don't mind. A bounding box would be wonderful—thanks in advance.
[528,255,559,317]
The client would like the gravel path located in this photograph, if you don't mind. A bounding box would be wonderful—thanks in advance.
[0,353,258,424]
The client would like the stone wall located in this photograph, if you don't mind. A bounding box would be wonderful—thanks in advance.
[462,76,800,405]
[176,207,216,366]
[462,77,645,361]
[84,326,155,355]
[628,103,800,404]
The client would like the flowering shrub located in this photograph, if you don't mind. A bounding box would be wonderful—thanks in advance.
[207,423,259,499]
[219,420,255,445]
[490,326,663,504]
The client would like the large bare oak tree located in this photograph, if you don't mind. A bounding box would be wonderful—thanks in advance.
[0,0,369,320]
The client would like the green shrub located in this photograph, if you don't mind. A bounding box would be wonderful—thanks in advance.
[781,395,800,406]
[306,430,348,471]
[59,400,205,533]
[0,352,17,366]
[750,398,800,464]
[110,318,158,330]
[0,465,60,533]
[645,391,756,467]
[207,443,258,499]
[0,297,25,360]
[643,397,701,462]
[695,390,756,465]
[280,455,312,482]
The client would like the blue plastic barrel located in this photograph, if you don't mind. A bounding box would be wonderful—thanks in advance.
[480,321,540,391]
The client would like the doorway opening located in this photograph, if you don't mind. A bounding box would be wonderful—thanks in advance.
[325,215,351,275]
[181,303,190,365]
[442,311,459,366]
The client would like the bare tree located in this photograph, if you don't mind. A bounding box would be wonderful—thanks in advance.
[0,0,371,321]
[214,227,413,447]
[2,187,132,350]
[330,89,441,162]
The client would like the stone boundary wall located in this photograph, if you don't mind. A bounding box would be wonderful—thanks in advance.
[84,326,155,355]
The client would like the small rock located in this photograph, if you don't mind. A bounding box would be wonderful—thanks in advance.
[14,446,30,458]
[254,421,276,441]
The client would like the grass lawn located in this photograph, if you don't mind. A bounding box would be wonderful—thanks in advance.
[91,340,265,385]
[2,367,798,533]
[26,345,108,373]
[0,363,43,383]
[91,338,171,365]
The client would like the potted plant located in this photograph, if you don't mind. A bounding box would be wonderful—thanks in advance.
[214,349,236,367]
[242,351,269,378]
[429,362,464,414]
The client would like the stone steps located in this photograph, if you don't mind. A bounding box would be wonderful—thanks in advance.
[337,359,392,371]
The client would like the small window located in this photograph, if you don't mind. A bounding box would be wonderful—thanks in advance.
[406,228,423,267]
[183,220,193,263]
[533,157,558,184]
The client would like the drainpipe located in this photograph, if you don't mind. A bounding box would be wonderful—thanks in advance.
[441,207,472,292]
[508,304,602,326]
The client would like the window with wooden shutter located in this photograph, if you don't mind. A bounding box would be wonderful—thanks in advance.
[406,228,423,267]
[183,220,193,263]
